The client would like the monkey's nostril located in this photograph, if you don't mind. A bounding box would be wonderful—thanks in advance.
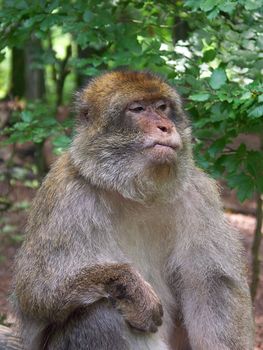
[158,126,168,133]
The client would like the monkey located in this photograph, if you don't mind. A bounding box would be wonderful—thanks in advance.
[12,70,254,350]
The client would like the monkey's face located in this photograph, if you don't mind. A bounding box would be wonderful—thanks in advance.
[123,99,182,166]
[71,71,192,200]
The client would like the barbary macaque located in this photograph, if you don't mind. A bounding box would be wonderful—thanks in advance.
[13,71,254,350]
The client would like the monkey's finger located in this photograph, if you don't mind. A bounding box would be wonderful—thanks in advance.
[148,324,158,333]
[152,310,163,326]
[127,322,148,333]
[127,320,158,333]
[158,303,164,317]
[153,314,163,327]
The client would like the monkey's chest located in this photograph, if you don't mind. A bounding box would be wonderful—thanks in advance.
[116,218,178,340]
[117,216,174,286]
[116,218,168,272]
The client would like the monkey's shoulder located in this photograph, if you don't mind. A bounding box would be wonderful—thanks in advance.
[193,166,219,189]
[27,153,89,227]
[37,152,81,195]
[182,166,222,210]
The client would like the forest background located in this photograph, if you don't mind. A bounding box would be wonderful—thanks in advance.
[0,0,262,348]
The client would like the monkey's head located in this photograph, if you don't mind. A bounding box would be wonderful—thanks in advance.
[70,71,193,201]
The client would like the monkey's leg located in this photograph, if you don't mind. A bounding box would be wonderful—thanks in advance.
[45,300,169,350]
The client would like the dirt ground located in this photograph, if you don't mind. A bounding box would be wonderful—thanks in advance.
[0,170,262,348]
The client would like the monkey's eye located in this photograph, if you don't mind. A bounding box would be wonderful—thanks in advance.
[128,105,145,113]
[156,103,167,111]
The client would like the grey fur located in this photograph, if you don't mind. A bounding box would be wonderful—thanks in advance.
[13,71,254,350]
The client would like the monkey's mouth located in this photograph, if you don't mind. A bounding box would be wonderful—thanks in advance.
[142,140,178,165]
[143,139,178,151]
[152,143,176,150]
[143,142,178,155]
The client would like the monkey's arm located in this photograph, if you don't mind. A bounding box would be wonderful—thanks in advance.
[177,248,254,350]
[15,261,162,332]
[14,155,162,333]
[168,174,254,350]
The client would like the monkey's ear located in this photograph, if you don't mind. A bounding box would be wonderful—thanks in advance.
[74,91,89,123]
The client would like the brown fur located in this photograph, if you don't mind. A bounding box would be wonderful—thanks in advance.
[13,71,254,350]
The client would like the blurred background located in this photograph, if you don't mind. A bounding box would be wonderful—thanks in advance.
[0,0,262,348]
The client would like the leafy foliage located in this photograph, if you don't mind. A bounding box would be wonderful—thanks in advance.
[0,0,262,201]
[2,101,72,152]
[176,0,263,201]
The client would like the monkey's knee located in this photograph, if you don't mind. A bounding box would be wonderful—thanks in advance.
[45,300,129,350]
[45,300,168,350]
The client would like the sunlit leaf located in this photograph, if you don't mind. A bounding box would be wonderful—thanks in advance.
[209,69,227,90]
[189,93,210,101]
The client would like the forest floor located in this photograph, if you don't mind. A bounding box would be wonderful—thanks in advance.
[0,156,262,348]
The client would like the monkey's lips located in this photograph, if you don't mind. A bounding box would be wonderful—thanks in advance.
[152,143,176,150]
[143,139,179,150]
[143,140,178,164]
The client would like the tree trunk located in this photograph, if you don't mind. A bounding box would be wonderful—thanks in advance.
[251,192,263,301]
[250,134,263,301]
[10,47,26,98]
[76,46,92,88]
[76,45,107,88]
[25,35,45,100]
[173,16,190,43]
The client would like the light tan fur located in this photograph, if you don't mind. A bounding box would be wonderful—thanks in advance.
[13,71,254,350]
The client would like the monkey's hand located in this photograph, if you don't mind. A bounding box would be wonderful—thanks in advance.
[107,274,163,333]
[17,262,163,330]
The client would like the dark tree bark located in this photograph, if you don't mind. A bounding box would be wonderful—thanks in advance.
[76,46,92,88]
[250,135,263,301]
[10,47,26,98]
[24,35,45,100]
[54,45,72,108]
[76,45,107,89]
[173,16,190,44]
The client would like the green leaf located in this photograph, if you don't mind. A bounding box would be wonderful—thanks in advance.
[203,49,216,63]
[240,91,252,100]
[248,104,263,119]
[83,11,93,23]
[10,234,24,243]
[0,52,5,62]
[227,173,254,202]
[189,93,210,101]
[219,154,242,173]
[194,129,214,138]
[41,118,57,127]
[208,138,227,157]
[207,7,219,19]
[184,0,202,10]
[236,143,247,157]
[246,151,263,178]
[209,68,227,90]
[14,122,29,131]
[194,118,211,127]
[52,135,71,149]
[218,2,236,14]
[21,111,33,123]
[200,0,217,12]
[12,201,30,210]
[237,182,254,202]
[244,0,262,10]
[2,224,17,234]
[15,1,28,10]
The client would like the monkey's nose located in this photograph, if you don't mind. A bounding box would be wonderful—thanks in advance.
[157,125,169,133]
[156,120,174,134]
